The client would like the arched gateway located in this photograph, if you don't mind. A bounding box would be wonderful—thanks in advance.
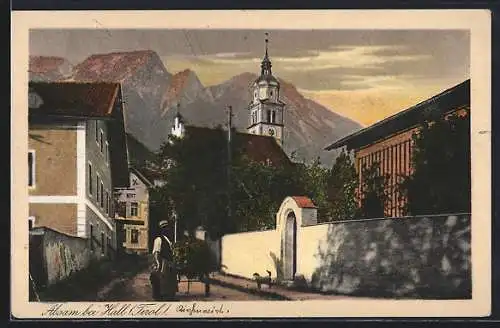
[275,196,317,282]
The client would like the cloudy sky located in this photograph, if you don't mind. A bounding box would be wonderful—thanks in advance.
[30,29,470,126]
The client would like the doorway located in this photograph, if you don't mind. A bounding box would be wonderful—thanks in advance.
[283,211,297,281]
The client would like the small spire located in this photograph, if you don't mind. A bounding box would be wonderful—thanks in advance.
[265,32,269,58]
[261,32,272,76]
[174,102,184,124]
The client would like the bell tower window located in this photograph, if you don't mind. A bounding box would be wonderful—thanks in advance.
[266,110,271,123]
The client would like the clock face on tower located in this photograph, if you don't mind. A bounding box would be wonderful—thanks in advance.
[268,128,275,136]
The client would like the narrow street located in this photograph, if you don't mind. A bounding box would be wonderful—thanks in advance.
[98,267,272,301]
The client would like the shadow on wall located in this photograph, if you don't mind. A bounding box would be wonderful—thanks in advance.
[269,251,283,283]
[310,215,471,299]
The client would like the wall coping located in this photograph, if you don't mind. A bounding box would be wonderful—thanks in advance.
[220,213,471,237]
[302,212,471,227]
[222,228,277,238]
[30,226,88,241]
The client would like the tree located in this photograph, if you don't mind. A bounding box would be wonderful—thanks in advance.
[326,149,358,221]
[357,161,389,218]
[153,129,230,239]
[295,157,332,222]
[231,155,304,231]
[399,110,471,215]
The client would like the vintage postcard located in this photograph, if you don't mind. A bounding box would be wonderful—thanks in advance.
[11,10,491,319]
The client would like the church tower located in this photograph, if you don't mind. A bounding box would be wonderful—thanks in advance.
[171,103,185,139]
[247,34,285,147]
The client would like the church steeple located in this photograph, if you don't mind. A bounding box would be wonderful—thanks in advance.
[171,102,185,139]
[247,32,286,147]
[260,34,272,76]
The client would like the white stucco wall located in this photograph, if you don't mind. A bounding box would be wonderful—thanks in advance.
[296,224,330,281]
[220,213,471,298]
[221,229,280,279]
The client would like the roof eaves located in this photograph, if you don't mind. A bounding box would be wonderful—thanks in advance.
[324,79,470,151]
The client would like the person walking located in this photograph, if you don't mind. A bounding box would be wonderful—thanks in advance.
[150,220,178,301]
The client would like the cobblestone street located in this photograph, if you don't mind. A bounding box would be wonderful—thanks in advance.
[99,267,272,301]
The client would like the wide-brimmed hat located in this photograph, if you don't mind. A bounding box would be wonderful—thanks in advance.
[158,220,169,228]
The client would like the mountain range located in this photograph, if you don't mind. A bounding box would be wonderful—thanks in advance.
[29,50,362,165]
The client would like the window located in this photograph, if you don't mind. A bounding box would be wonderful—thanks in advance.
[96,174,100,203]
[101,232,105,254]
[28,216,35,230]
[104,191,109,214]
[116,201,127,217]
[100,181,104,208]
[100,130,104,153]
[131,229,139,244]
[88,163,93,195]
[105,141,109,163]
[95,121,99,143]
[28,151,35,187]
[130,202,138,217]
[108,196,113,217]
[266,110,271,123]
[271,111,276,123]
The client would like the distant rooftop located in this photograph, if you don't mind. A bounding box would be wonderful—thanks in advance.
[29,81,122,119]
[183,125,292,167]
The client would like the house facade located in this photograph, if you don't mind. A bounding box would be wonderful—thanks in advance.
[114,168,152,255]
[325,79,470,217]
[28,81,129,256]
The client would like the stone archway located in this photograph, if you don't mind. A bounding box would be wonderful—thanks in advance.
[283,211,297,281]
[276,196,318,283]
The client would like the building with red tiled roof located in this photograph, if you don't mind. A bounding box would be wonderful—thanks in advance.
[28,81,130,257]
[172,123,292,168]
[291,196,317,209]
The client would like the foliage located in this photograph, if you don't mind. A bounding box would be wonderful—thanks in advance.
[173,237,213,279]
[154,129,230,239]
[295,157,331,222]
[399,110,471,215]
[356,161,389,219]
[230,155,303,231]
[326,149,358,221]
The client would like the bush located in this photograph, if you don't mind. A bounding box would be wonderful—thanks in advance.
[173,238,213,279]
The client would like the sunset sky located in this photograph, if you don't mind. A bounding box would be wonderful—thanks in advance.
[30,29,470,127]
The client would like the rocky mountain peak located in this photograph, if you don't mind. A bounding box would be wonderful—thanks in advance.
[72,49,169,82]
[29,56,73,81]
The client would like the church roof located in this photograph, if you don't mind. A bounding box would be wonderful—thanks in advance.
[183,126,292,167]
[259,98,286,106]
[254,74,279,85]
